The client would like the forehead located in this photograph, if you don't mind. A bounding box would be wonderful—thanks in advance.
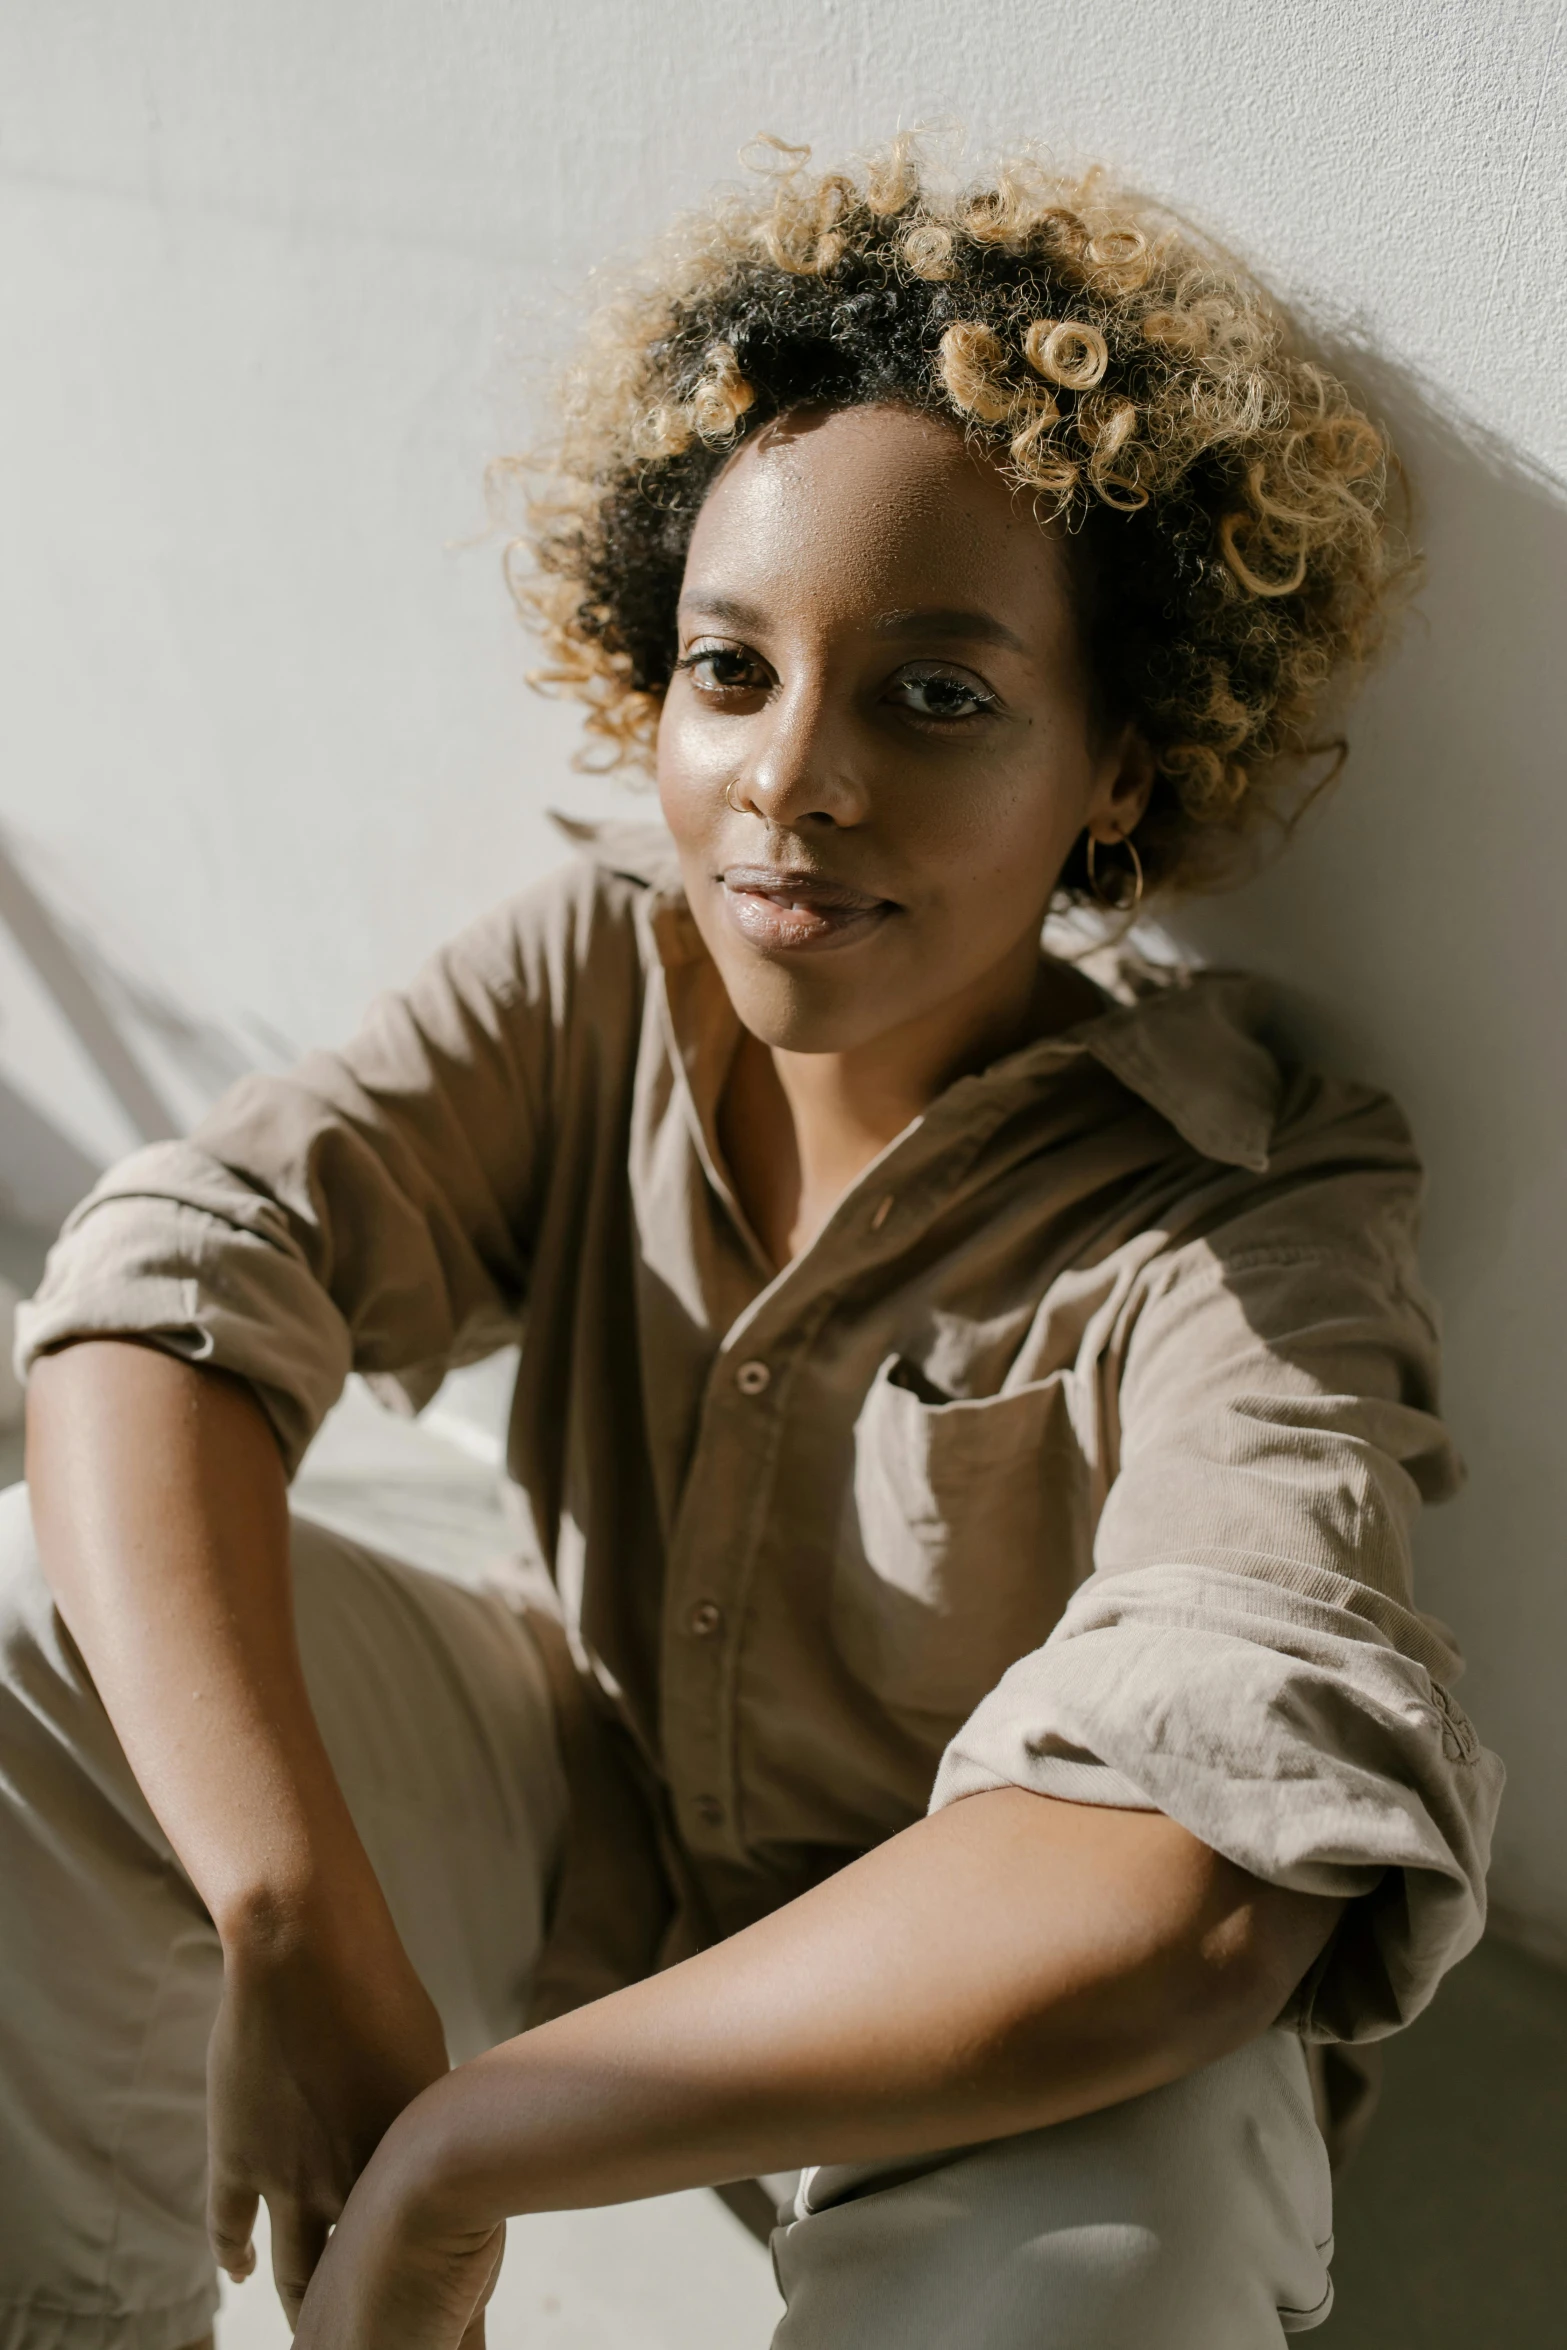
[682,402,1067,620]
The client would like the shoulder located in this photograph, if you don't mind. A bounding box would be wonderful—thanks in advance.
[418,815,679,1028]
[1070,944,1432,1304]
[1079,940,1420,1173]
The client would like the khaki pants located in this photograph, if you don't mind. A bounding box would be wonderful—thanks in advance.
[0,1484,1335,2349]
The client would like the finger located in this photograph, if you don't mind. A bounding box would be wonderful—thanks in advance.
[271,2199,333,2326]
[457,2225,507,2350]
[207,2172,259,2281]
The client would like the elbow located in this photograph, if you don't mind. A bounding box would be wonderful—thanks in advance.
[1184,1881,1346,2060]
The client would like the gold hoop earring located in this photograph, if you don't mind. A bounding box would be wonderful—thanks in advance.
[724,779,748,815]
[1086,831,1145,914]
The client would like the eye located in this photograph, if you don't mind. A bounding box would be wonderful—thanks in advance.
[675,641,769,695]
[887,664,999,723]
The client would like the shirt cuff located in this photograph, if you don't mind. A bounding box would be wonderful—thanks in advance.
[14,1146,354,1476]
[928,1559,1504,2043]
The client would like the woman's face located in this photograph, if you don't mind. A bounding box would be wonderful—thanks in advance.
[657,402,1149,1057]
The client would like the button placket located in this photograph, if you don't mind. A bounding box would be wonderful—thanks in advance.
[661,1336,794,1856]
[661,1278,838,1858]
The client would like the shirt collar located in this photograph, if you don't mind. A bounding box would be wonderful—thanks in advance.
[551,814,1281,1175]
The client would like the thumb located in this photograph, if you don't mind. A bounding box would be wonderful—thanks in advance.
[272,2200,334,2327]
[207,2169,259,2282]
[457,2226,507,2350]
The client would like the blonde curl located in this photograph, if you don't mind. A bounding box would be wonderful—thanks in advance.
[937,322,1018,423]
[1024,319,1109,391]
[901,220,954,278]
[687,344,756,442]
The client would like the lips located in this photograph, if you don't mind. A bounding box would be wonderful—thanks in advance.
[719,865,895,952]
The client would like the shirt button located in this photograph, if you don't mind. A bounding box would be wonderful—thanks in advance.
[693,1795,724,1828]
[735,1358,772,1396]
[687,1599,724,1638]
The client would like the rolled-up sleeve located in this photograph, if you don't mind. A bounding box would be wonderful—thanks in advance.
[930,1162,1505,2042]
[13,868,611,1473]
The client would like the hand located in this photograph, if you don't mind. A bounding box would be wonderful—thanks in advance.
[292,2167,505,2350]
[207,1912,451,2325]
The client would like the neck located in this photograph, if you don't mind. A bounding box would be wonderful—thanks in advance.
[720,935,1092,1267]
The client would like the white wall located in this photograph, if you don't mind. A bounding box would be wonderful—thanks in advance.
[2,1,1564,1949]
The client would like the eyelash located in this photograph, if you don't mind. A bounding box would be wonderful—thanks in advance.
[674,646,761,692]
[892,666,999,722]
[674,645,999,724]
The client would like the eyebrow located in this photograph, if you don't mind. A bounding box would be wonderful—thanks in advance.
[676,592,1029,657]
[872,606,1029,656]
[676,591,769,631]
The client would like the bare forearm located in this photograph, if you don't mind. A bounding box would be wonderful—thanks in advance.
[26,1341,381,1943]
[361,1790,1341,2235]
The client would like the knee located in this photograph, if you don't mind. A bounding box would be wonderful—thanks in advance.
[0,1478,53,1649]
[0,1472,36,1545]
[1002,2035,1333,2330]
[775,2038,1334,2348]
[0,1478,109,1746]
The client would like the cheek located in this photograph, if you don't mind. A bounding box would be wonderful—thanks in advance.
[901,744,1088,910]
[655,690,740,828]
[655,697,711,840]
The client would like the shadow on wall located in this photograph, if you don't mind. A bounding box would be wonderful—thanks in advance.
[1162,350,1567,1959]
[0,839,178,1152]
[0,828,256,1234]
[0,1071,101,1238]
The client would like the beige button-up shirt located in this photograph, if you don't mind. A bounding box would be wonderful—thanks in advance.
[18,823,1502,2043]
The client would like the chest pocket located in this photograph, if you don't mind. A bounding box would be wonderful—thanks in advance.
[833,1354,1092,1726]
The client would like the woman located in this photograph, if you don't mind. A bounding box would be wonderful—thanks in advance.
[5,139,1499,2348]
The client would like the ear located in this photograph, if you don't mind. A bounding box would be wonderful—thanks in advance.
[1084,724,1156,843]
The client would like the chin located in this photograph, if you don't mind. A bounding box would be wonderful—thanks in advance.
[720,960,896,1056]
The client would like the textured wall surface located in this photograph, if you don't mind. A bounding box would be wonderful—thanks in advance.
[2,1,1564,1945]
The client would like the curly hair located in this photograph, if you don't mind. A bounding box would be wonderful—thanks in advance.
[503,135,1408,899]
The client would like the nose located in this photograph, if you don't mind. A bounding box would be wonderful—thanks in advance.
[727,675,871,829]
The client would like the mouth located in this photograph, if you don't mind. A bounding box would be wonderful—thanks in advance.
[718,865,897,953]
